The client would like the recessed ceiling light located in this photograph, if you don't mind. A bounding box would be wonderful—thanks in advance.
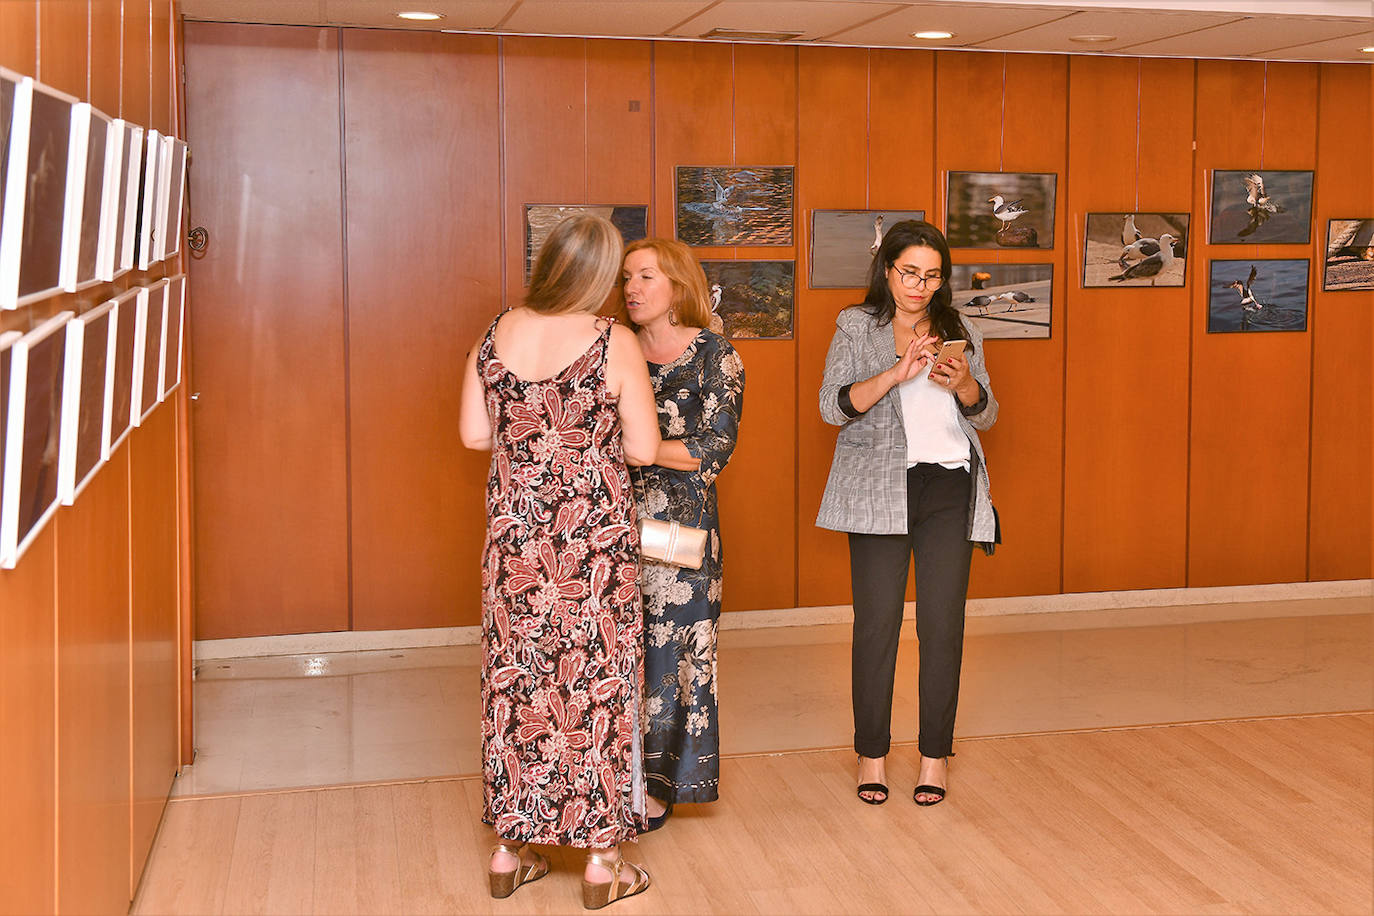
[1069,34,1116,43]
[911,30,955,40]
[1361,46,1374,53]
[397,11,443,21]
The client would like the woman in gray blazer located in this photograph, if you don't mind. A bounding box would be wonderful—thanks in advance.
[817,220,998,807]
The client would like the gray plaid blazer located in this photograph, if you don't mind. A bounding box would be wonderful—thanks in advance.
[816,306,999,549]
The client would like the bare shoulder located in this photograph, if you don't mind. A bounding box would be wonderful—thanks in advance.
[607,321,643,353]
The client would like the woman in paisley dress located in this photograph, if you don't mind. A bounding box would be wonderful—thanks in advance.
[618,238,746,829]
[460,215,661,908]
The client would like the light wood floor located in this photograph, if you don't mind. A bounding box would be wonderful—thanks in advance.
[134,713,1373,915]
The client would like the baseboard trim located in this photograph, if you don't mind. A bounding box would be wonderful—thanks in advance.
[193,578,1372,660]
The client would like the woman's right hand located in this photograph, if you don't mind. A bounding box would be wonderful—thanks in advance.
[889,334,939,386]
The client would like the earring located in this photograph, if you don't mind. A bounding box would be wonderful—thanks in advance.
[668,308,679,326]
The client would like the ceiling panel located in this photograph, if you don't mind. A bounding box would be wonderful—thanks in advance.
[1256,28,1374,60]
[1119,14,1371,56]
[823,2,1071,48]
[971,8,1240,53]
[503,1,709,36]
[668,1,903,41]
[321,1,515,29]
[182,0,327,24]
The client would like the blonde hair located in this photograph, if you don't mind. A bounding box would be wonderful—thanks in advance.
[618,238,713,329]
[526,215,623,315]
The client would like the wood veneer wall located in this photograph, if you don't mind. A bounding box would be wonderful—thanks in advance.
[0,2,186,914]
[181,27,1371,642]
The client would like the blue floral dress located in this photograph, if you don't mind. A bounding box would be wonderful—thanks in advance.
[634,330,745,804]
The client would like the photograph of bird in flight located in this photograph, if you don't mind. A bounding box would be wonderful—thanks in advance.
[1083,212,1190,288]
[945,171,1057,249]
[675,166,793,247]
[1209,169,1313,244]
[1208,258,1309,333]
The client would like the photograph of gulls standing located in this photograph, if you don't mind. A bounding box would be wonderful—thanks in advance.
[946,171,1056,249]
[1209,169,1313,244]
[948,263,1053,339]
[809,209,926,288]
[1083,212,1190,287]
[1208,258,1310,333]
[675,165,793,247]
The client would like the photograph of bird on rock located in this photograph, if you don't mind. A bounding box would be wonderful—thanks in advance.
[1209,169,1313,244]
[946,171,1057,249]
[1083,212,1189,287]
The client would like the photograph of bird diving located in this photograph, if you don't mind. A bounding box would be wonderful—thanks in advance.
[945,171,1056,249]
[698,260,794,339]
[949,264,1053,339]
[809,210,926,288]
[1083,212,1190,288]
[675,166,793,247]
[1208,170,1314,244]
[524,205,647,285]
[1208,259,1309,333]
[1323,219,1374,291]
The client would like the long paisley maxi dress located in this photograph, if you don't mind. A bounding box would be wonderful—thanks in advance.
[477,315,645,848]
[635,329,745,805]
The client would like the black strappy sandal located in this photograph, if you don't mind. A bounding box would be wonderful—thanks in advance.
[857,782,889,805]
[913,755,951,807]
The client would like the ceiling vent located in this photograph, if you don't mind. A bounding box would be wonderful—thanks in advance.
[700,27,805,42]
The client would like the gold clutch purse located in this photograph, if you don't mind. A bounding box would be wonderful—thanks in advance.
[637,518,708,570]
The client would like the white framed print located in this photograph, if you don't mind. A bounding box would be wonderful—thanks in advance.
[162,274,186,397]
[135,128,161,270]
[114,123,143,276]
[107,286,143,453]
[1,69,35,309]
[58,298,117,504]
[134,279,168,424]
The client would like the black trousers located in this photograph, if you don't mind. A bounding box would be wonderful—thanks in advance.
[849,463,973,760]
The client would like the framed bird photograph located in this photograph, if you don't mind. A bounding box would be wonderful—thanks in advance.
[1322,219,1374,291]
[523,204,648,286]
[809,209,926,289]
[1,69,34,307]
[106,286,144,453]
[949,263,1053,340]
[675,166,793,247]
[1082,212,1190,288]
[58,297,116,505]
[1208,170,1313,244]
[1207,259,1309,333]
[945,171,1056,249]
[698,260,794,340]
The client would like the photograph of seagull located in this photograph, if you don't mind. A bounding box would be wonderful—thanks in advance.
[1209,169,1313,244]
[676,165,793,247]
[946,171,1056,249]
[1208,258,1309,333]
[1083,212,1189,287]
[949,263,1053,339]
[808,209,926,288]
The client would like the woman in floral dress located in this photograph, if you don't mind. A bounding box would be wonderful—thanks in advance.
[460,215,661,908]
[618,238,746,828]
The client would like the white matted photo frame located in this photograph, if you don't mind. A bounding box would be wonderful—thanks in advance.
[114,123,143,276]
[1,69,35,308]
[809,209,927,289]
[107,286,144,453]
[135,128,161,270]
[62,103,121,292]
[58,298,118,505]
[134,279,169,424]
[1322,219,1374,291]
[1,311,74,569]
[158,137,188,262]
[0,331,20,553]
[161,274,186,398]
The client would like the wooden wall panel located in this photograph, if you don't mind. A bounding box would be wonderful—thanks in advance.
[0,527,56,916]
[869,49,936,211]
[0,1,37,73]
[129,409,180,895]
[796,46,871,608]
[939,53,1067,599]
[89,0,121,115]
[585,39,653,205]
[717,43,798,610]
[183,23,350,637]
[1188,61,1318,587]
[343,31,501,631]
[1062,56,1194,592]
[37,0,85,97]
[122,0,151,125]
[1309,63,1373,580]
[151,0,172,133]
[56,453,131,916]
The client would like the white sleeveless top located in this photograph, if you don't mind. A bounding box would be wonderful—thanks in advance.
[896,367,971,470]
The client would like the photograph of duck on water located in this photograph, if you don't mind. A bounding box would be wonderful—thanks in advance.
[809,209,925,288]
[1323,219,1374,291]
[1082,212,1189,288]
[675,166,793,247]
[699,259,793,339]
[949,263,1052,339]
[1209,170,1313,244]
[1208,259,1309,333]
[945,171,1056,249]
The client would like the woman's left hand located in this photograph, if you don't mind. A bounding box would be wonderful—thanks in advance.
[929,354,978,406]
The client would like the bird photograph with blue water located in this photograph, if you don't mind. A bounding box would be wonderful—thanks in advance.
[1209,169,1314,244]
[675,165,793,247]
[945,171,1056,249]
[1083,212,1189,287]
[1208,259,1310,333]
[949,263,1052,339]
[809,209,925,288]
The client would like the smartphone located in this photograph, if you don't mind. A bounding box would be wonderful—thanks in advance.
[930,339,967,369]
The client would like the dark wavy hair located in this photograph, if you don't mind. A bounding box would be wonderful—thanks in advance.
[859,219,972,352]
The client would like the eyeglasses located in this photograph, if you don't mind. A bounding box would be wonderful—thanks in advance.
[891,266,944,290]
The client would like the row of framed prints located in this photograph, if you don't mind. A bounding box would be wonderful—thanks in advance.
[0,275,186,568]
[1,66,188,310]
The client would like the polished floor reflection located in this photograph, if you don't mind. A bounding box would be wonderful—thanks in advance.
[176,596,1373,797]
